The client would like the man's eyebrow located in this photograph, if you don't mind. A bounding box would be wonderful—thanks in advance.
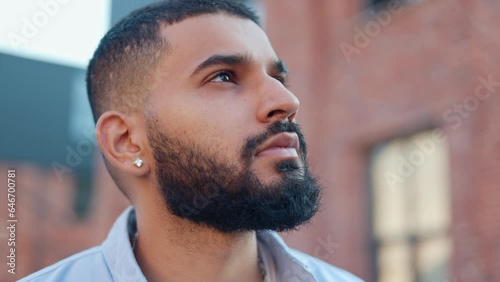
[191,53,253,76]
[271,59,288,77]
[191,53,288,78]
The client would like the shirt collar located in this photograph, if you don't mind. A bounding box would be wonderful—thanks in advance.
[256,230,316,281]
[102,206,316,282]
[102,206,147,282]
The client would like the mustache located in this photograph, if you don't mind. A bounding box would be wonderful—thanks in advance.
[241,121,307,161]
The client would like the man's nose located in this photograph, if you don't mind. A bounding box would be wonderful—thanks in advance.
[256,78,300,124]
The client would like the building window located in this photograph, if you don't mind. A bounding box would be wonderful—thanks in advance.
[369,130,452,282]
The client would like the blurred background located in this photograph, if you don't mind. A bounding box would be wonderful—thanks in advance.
[1,0,499,281]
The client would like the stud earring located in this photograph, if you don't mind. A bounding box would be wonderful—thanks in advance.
[133,157,144,168]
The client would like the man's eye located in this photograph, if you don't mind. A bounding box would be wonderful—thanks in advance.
[274,76,289,87]
[211,72,234,83]
[274,76,285,84]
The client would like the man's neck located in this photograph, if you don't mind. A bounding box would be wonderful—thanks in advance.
[133,205,263,282]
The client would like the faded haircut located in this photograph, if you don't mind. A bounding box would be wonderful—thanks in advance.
[86,0,260,122]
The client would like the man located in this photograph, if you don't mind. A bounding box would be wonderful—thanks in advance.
[21,0,362,281]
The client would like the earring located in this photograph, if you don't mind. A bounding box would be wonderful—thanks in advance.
[133,157,144,168]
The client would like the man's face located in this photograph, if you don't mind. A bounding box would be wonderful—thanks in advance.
[146,14,321,232]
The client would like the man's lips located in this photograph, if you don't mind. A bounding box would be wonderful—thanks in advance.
[255,132,300,158]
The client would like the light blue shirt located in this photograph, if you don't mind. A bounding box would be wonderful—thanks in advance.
[20,206,363,282]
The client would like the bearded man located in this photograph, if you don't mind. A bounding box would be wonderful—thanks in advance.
[21,1,362,281]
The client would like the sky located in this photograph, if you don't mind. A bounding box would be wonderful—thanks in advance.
[0,0,110,69]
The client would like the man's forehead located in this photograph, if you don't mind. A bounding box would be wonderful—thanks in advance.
[158,13,279,72]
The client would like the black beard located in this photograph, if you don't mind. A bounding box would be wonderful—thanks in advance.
[146,117,321,233]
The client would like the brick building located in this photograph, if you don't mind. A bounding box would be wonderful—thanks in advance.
[1,0,499,281]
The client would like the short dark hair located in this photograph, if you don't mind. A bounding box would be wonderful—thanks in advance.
[86,0,260,122]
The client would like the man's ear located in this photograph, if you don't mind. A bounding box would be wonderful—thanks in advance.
[96,111,150,176]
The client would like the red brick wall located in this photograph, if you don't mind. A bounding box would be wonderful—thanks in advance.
[265,0,500,281]
[0,156,129,281]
